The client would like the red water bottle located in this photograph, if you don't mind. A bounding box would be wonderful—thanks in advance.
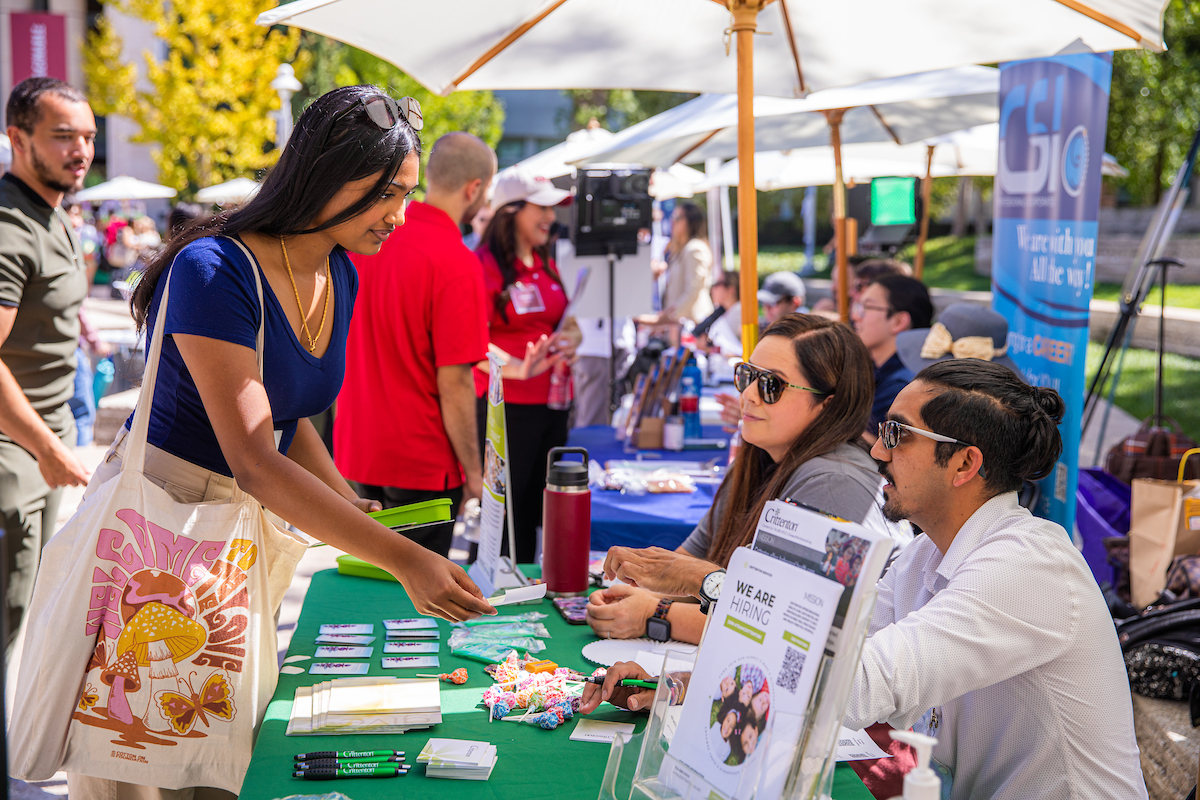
[542,447,590,596]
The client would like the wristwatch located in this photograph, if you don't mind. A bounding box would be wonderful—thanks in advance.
[698,569,726,615]
[646,599,673,642]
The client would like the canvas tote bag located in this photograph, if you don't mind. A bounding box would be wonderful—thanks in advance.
[10,242,308,793]
[1129,449,1200,608]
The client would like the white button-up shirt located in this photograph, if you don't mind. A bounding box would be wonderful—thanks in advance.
[844,492,1147,800]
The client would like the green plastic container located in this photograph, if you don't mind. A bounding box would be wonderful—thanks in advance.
[336,499,455,582]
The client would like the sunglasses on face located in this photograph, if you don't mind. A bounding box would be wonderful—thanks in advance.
[877,420,972,450]
[332,95,424,132]
[733,362,825,405]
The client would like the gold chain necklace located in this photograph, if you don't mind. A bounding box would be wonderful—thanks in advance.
[279,237,331,353]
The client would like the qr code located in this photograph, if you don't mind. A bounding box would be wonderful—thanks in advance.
[778,645,806,693]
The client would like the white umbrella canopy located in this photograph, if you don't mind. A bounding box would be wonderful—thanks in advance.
[195,177,261,205]
[257,0,1164,98]
[73,175,177,202]
[0,133,11,167]
[575,66,1001,169]
[258,0,1167,350]
[650,163,706,200]
[514,125,615,180]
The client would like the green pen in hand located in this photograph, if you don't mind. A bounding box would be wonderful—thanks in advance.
[584,676,659,690]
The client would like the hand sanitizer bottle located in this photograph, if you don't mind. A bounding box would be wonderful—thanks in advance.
[886,730,941,800]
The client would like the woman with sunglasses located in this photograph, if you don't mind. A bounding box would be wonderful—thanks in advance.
[73,85,496,799]
[586,314,891,645]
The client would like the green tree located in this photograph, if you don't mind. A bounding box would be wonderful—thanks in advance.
[1107,0,1200,205]
[83,0,304,195]
[332,45,505,164]
[560,89,696,132]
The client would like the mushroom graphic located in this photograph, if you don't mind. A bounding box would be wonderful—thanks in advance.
[105,570,206,727]
[101,650,141,725]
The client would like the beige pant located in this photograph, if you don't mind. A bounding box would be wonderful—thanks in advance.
[85,426,238,505]
[70,428,258,799]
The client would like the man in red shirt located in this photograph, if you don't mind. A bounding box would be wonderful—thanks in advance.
[335,133,496,556]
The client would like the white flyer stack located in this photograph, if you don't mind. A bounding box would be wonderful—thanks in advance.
[286,676,442,735]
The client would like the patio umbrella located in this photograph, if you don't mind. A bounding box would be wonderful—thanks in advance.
[195,177,261,205]
[258,0,1167,349]
[650,163,706,200]
[696,123,1129,275]
[73,175,177,202]
[0,133,11,168]
[513,124,616,180]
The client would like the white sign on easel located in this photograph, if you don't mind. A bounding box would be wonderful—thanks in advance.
[468,354,528,598]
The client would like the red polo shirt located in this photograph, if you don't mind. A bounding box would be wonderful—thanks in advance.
[335,201,489,490]
[473,247,568,405]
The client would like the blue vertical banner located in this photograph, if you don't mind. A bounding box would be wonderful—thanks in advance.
[992,53,1112,532]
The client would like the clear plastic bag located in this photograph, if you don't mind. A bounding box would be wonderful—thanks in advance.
[456,611,548,627]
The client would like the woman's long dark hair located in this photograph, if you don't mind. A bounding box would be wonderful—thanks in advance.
[705,314,875,567]
[479,200,562,323]
[131,85,422,330]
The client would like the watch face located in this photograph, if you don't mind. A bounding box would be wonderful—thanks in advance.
[702,570,725,600]
[646,616,670,643]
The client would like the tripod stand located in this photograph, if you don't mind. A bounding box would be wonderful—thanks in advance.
[1083,125,1200,458]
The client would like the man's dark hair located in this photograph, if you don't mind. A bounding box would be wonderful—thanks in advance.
[131,85,421,330]
[872,274,932,330]
[6,77,87,133]
[915,360,1064,495]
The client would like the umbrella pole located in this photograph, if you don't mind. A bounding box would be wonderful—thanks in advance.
[731,0,764,357]
[914,144,935,279]
[825,109,849,322]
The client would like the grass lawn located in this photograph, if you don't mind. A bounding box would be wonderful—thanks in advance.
[1085,341,1200,439]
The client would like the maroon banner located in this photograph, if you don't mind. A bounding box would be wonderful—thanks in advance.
[10,13,68,86]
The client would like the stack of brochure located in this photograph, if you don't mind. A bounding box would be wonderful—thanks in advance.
[286,677,441,735]
[417,738,498,780]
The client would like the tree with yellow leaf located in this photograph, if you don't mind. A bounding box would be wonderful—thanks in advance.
[83,0,304,195]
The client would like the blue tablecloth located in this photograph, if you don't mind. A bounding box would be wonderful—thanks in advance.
[567,425,729,552]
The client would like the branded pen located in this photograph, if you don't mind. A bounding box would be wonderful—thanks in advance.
[292,762,405,772]
[583,676,659,690]
[295,749,403,760]
[293,766,408,779]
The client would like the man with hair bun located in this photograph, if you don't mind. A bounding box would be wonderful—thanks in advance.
[848,359,1147,799]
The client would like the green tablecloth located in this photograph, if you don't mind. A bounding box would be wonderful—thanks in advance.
[240,569,873,800]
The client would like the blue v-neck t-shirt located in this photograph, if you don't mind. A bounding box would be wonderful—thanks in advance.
[126,236,357,477]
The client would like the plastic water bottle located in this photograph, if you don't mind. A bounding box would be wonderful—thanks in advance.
[727,421,742,466]
[547,361,572,411]
[92,357,114,406]
[680,353,703,439]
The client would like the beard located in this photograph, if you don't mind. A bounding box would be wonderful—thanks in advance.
[878,465,910,523]
[30,141,87,194]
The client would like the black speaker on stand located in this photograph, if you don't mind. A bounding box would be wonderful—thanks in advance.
[573,167,653,413]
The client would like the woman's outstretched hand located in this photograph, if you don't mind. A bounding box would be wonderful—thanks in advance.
[397,548,497,622]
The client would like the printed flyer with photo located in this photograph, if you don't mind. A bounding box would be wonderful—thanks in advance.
[663,545,843,800]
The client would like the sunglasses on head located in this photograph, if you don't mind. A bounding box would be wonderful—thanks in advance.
[733,362,825,405]
[332,95,424,132]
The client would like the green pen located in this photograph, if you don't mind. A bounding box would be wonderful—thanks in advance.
[295,749,403,760]
[295,756,404,769]
[293,766,407,779]
[584,676,659,690]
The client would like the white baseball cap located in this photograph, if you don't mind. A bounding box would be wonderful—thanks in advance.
[491,165,572,209]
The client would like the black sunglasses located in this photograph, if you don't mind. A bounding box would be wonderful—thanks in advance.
[331,95,424,132]
[733,362,825,405]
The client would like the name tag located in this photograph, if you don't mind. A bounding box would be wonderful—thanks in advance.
[510,282,546,316]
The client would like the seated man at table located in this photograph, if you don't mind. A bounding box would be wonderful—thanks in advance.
[585,313,892,645]
[850,274,932,443]
[585,360,1148,800]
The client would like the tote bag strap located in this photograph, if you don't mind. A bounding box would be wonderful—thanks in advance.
[123,237,267,475]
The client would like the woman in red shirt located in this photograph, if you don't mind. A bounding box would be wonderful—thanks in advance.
[474,167,577,563]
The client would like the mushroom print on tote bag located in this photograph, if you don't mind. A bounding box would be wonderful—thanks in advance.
[73,510,253,747]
